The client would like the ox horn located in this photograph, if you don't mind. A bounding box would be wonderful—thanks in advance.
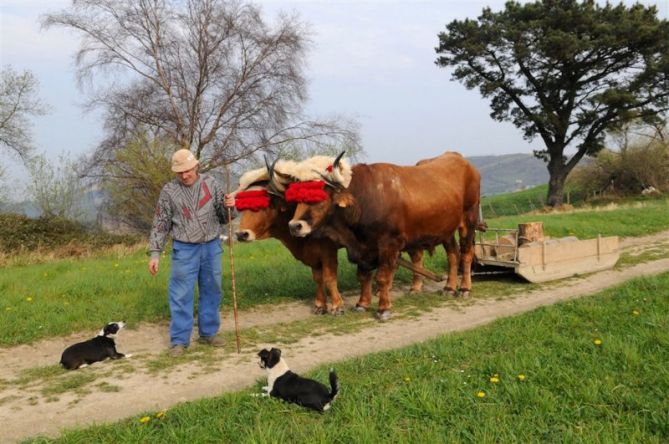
[333,151,346,170]
[264,155,276,181]
[263,156,284,197]
[316,171,343,191]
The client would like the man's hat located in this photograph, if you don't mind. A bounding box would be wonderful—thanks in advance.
[171,149,199,172]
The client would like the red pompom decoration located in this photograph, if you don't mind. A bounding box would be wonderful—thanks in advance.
[326,164,333,172]
[235,189,270,211]
[285,181,329,203]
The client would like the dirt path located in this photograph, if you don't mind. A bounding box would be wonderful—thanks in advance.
[1,231,668,443]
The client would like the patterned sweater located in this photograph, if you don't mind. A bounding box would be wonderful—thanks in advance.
[149,174,234,258]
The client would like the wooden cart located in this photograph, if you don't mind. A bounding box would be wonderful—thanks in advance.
[474,223,620,283]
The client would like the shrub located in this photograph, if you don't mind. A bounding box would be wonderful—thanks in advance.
[0,213,140,253]
[567,140,669,199]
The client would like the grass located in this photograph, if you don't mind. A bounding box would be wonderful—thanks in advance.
[482,184,552,216]
[482,198,669,239]
[1,197,668,346]
[3,274,533,400]
[26,272,669,443]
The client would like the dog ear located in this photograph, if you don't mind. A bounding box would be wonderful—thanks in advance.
[104,323,121,336]
[268,348,282,366]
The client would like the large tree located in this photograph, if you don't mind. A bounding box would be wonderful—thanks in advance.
[42,0,360,177]
[0,66,48,163]
[436,0,669,207]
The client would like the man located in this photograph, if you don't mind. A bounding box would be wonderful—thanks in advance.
[148,149,236,357]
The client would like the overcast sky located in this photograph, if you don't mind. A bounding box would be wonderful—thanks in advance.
[1,0,667,188]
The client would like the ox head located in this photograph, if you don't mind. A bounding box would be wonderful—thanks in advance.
[235,188,279,241]
[235,158,296,242]
[286,152,358,237]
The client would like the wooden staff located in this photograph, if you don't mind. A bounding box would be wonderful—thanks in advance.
[225,163,241,353]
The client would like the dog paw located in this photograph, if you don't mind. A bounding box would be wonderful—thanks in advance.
[125,354,133,359]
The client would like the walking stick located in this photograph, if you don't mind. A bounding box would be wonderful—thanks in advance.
[225,163,241,354]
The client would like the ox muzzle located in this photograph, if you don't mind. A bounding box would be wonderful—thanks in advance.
[288,220,312,237]
[235,229,256,242]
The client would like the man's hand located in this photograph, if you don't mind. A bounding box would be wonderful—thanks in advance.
[224,193,235,208]
[148,258,159,275]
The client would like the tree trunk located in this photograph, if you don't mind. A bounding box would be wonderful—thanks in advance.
[546,159,567,207]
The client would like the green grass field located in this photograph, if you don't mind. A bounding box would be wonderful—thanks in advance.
[2,197,668,346]
[26,272,669,443]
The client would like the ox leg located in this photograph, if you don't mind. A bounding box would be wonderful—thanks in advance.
[354,267,374,312]
[458,215,478,298]
[311,268,328,315]
[322,254,344,315]
[375,245,401,321]
[408,249,424,293]
[442,237,460,297]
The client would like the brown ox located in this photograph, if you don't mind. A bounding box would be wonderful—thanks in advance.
[287,151,481,320]
[234,170,345,315]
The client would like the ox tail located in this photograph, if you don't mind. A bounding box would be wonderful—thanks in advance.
[328,368,339,401]
[476,204,487,232]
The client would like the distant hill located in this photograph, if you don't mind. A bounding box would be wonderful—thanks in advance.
[466,153,548,196]
[2,153,549,220]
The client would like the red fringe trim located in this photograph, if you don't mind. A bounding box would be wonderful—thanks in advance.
[285,181,328,203]
[235,189,270,211]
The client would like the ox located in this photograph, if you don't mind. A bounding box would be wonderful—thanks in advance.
[233,166,345,315]
[286,151,481,320]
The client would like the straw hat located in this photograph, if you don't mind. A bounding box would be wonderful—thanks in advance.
[171,149,199,172]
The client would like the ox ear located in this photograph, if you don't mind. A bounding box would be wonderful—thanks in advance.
[333,191,355,209]
[334,191,360,224]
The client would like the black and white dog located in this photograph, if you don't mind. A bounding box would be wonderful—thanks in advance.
[60,321,131,370]
[258,347,339,412]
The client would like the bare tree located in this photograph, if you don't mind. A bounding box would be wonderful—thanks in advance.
[0,66,49,162]
[0,165,8,206]
[42,0,361,178]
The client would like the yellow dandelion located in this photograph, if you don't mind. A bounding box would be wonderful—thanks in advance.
[476,391,486,398]
[404,377,411,382]
[155,410,167,419]
[632,310,640,316]
[489,376,500,384]
[517,374,526,381]
[594,339,603,346]
[26,297,33,302]
[139,416,151,424]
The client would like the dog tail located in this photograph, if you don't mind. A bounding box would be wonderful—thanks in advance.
[328,368,339,401]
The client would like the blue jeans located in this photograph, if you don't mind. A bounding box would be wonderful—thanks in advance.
[169,238,223,346]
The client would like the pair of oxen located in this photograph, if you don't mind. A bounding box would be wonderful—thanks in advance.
[233,151,482,320]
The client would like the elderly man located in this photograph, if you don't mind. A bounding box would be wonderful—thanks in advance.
[148,149,236,357]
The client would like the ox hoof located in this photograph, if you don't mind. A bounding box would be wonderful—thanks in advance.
[409,287,423,294]
[312,306,328,315]
[441,288,458,297]
[375,310,392,321]
[459,289,471,299]
[330,307,346,316]
[352,305,368,313]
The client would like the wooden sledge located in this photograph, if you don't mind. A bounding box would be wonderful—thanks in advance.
[474,222,620,283]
